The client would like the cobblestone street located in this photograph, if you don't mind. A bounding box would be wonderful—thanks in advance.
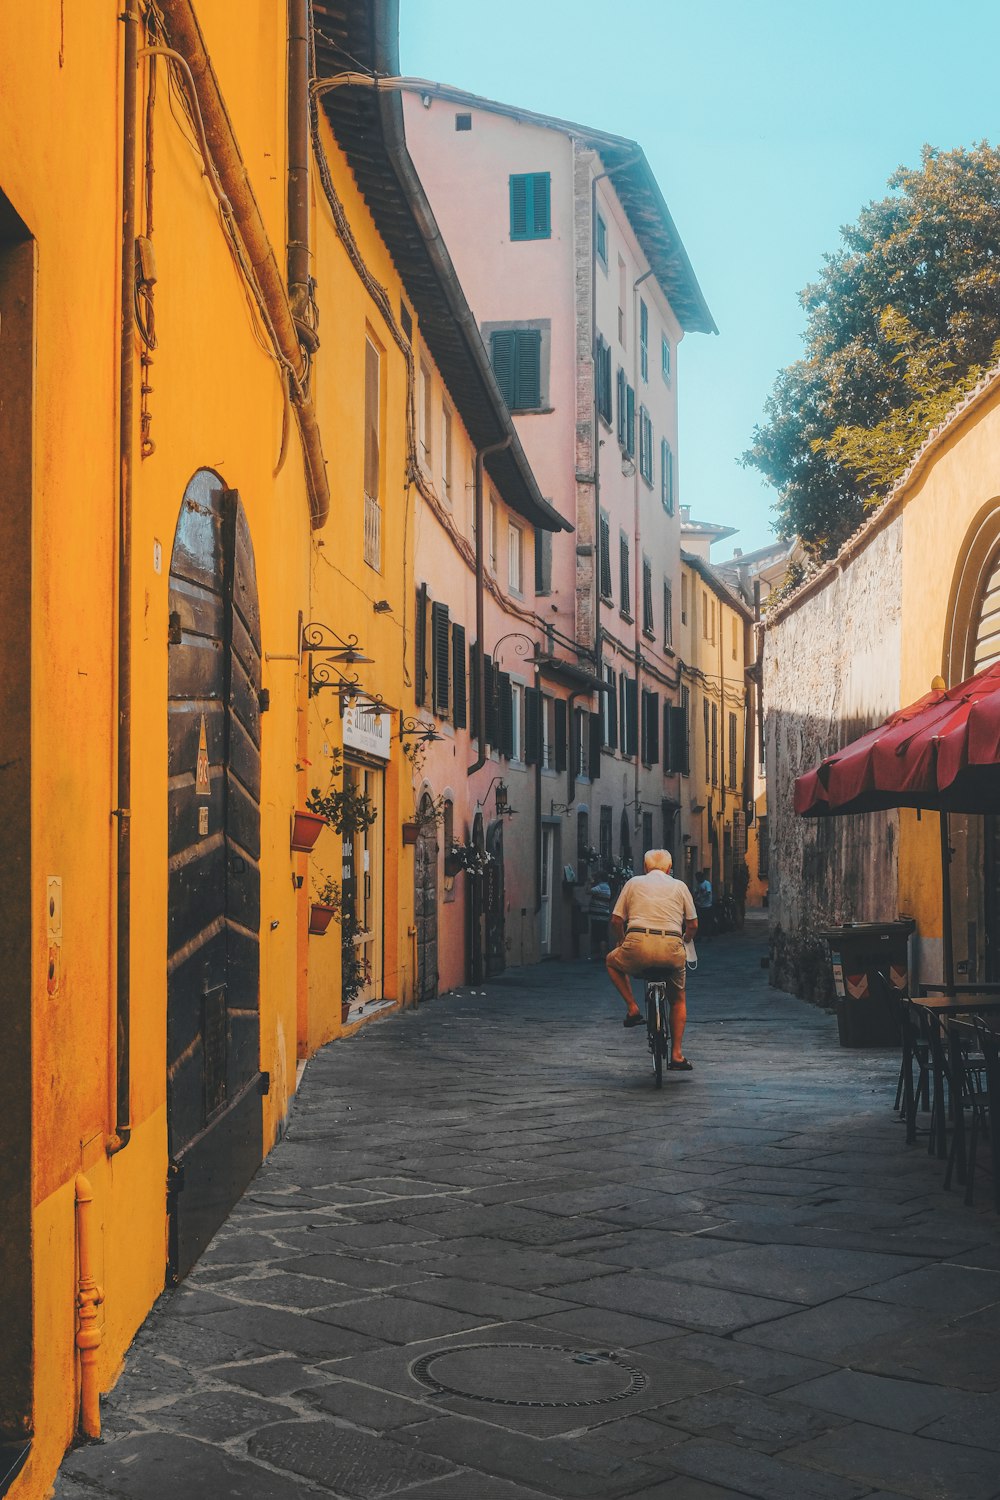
[56,928,1000,1500]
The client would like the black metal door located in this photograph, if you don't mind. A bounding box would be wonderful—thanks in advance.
[485,821,505,976]
[414,794,438,1002]
[166,471,264,1284]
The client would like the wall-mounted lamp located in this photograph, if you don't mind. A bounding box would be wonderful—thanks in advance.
[481,774,517,819]
[301,621,374,666]
[399,714,443,745]
[372,600,393,614]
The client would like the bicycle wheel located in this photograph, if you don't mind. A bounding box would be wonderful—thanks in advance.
[647,984,663,1088]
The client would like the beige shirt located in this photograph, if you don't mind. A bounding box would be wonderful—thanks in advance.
[612,870,696,934]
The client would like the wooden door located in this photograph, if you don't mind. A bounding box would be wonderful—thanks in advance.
[485,821,505,976]
[414,793,438,1001]
[166,471,264,1284]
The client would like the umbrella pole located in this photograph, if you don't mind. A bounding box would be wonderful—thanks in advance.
[940,810,955,992]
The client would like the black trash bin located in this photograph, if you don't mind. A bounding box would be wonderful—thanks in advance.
[818,919,916,1047]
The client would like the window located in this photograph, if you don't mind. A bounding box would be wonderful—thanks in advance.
[703,698,710,775]
[595,212,608,267]
[660,438,674,514]
[508,522,523,595]
[488,497,498,574]
[511,682,523,761]
[431,600,450,715]
[600,804,613,867]
[509,172,551,240]
[595,335,612,424]
[541,694,554,770]
[711,701,719,786]
[729,711,738,789]
[419,360,432,465]
[625,383,636,457]
[641,689,659,766]
[452,624,467,728]
[731,615,738,661]
[602,662,617,749]
[639,299,649,381]
[662,334,671,382]
[619,674,638,758]
[455,112,472,131]
[619,532,631,619]
[665,697,689,775]
[639,406,653,484]
[441,405,452,502]
[489,327,542,410]
[617,256,627,347]
[642,556,654,637]
[577,807,590,882]
[599,511,612,601]
[663,580,673,648]
[574,708,590,779]
[681,572,688,625]
[534,527,552,593]
[364,336,381,569]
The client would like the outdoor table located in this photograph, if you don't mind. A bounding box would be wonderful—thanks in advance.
[903,995,1000,1181]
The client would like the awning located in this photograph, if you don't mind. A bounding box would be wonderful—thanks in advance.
[794,661,1000,818]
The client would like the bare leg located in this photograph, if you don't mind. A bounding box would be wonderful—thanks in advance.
[668,994,687,1062]
[606,950,640,1015]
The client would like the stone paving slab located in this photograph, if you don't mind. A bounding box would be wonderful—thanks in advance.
[52,933,1000,1500]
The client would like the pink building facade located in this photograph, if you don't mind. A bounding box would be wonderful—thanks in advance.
[405,87,716,954]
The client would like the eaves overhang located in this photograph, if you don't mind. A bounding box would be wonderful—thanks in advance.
[311,0,572,535]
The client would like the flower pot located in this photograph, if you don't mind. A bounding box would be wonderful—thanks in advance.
[291,809,327,852]
[308,902,337,935]
[444,853,464,878]
[401,820,419,846]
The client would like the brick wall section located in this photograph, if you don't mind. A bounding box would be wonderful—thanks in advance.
[573,140,597,654]
[762,517,903,1001]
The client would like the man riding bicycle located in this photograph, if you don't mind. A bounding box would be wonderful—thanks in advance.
[605,849,697,1070]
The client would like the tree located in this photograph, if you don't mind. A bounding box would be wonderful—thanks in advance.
[745,143,1000,559]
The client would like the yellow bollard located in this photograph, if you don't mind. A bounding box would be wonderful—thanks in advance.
[74,1174,103,1439]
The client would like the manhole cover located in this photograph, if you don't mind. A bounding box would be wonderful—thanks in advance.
[411,1343,646,1409]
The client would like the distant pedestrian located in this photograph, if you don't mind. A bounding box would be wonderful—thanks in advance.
[587,873,612,959]
[694,869,714,938]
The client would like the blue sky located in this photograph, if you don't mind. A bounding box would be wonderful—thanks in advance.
[399,1,999,554]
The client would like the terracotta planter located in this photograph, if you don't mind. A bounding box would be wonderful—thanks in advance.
[291,809,327,852]
[308,902,337,936]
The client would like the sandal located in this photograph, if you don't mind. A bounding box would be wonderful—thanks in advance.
[623,1011,645,1028]
[668,1057,693,1070]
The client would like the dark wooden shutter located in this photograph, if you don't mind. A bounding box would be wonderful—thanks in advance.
[534,527,552,593]
[619,534,630,617]
[469,644,480,742]
[599,514,612,598]
[667,704,689,774]
[431,601,450,715]
[484,654,498,745]
[498,671,513,759]
[554,698,567,773]
[625,384,636,455]
[616,367,626,446]
[642,558,654,635]
[624,676,638,758]
[646,691,660,765]
[524,686,540,764]
[414,583,428,706]
[490,330,516,408]
[514,329,542,409]
[452,624,467,729]
[589,711,602,779]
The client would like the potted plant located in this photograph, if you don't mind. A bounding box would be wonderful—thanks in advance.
[309,875,341,936]
[306,748,378,837]
[291,808,327,852]
[340,909,371,1020]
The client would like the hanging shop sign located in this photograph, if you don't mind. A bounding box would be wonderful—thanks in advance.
[343,699,391,760]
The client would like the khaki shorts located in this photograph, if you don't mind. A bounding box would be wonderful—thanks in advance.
[606,933,687,1002]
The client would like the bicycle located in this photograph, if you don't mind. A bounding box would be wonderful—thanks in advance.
[642,966,673,1088]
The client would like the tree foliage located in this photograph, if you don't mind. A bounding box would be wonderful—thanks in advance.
[744,143,1000,559]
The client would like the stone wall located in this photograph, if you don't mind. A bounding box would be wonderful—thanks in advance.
[762,518,904,1001]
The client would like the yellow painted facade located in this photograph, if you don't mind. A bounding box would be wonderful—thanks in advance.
[0,7,537,1497]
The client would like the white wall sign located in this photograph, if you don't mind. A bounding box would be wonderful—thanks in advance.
[343,699,392,760]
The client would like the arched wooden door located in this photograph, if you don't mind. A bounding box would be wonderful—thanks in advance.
[485,820,506,976]
[166,471,265,1284]
[414,793,438,1001]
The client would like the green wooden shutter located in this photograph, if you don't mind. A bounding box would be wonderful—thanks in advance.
[648,691,659,765]
[625,385,636,456]
[414,582,428,706]
[513,328,541,409]
[599,513,612,598]
[490,330,516,407]
[554,698,567,773]
[524,686,540,764]
[616,367,626,446]
[431,600,450,715]
[509,174,529,238]
[484,654,498,745]
[624,676,638,758]
[452,623,467,729]
[606,669,618,751]
[531,172,551,235]
[498,671,513,759]
[469,644,480,742]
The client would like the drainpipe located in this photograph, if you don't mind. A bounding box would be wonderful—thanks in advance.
[108,0,139,1157]
[631,269,653,848]
[75,1174,104,1438]
[468,436,513,776]
[286,0,318,353]
[157,0,330,526]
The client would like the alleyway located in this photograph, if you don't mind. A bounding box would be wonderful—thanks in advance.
[57,929,1000,1500]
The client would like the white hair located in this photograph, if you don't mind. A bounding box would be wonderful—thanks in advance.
[644,849,673,874]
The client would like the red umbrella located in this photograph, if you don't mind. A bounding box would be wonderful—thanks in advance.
[794,662,1000,817]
